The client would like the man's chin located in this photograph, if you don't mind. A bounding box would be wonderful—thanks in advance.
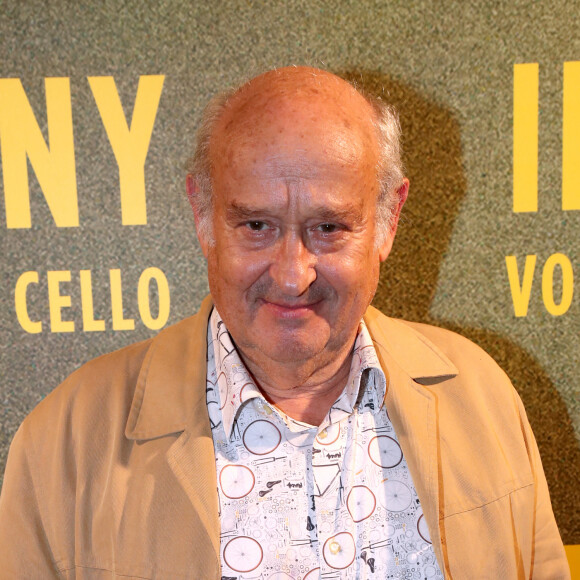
[254,326,330,364]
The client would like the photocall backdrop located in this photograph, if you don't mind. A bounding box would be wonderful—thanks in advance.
[1,0,579,568]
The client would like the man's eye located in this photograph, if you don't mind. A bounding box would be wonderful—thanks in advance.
[246,221,269,231]
[316,223,338,234]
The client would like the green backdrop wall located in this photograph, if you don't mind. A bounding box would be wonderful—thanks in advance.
[1,0,579,553]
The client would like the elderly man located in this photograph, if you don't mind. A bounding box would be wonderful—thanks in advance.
[0,67,569,578]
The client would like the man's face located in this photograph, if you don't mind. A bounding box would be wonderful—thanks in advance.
[194,76,401,372]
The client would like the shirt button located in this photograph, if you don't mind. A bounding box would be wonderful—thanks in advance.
[318,429,328,439]
[263,405,273,415]
[329,540,341,554]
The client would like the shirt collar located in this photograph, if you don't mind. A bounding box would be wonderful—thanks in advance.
[325,318,386,425]
[209,308,387,440]
[208,307,265,439]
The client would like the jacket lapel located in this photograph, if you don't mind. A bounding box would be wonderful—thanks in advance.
[165,425,221,562]
[125,296,220,566]
[364,307,458,576]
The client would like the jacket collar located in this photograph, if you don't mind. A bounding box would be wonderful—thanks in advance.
[363,305,458,383]
[364,305,457,574]
[126,298,458,441]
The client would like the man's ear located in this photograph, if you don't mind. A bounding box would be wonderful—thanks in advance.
[186,174,210,258]
[378,178,409,262]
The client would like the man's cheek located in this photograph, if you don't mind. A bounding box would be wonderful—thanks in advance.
[227,256,268,286]
[318,257,357,282]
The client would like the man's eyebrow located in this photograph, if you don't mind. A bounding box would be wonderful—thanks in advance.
[225,203,264,221]
[312,204,366,223]
[225,201,366,223]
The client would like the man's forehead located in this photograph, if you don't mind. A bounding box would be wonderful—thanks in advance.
[250,152,331,180]
[245,146,370,179]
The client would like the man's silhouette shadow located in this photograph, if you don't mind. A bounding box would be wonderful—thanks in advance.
[340,70,580,543]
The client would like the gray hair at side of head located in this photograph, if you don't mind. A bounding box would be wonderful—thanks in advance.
[186,87,236,244]
[363,91,405,246]
[187,80,405,247]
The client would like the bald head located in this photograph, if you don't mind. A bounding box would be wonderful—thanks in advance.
[224,66,367,107]
[215,67,377,146]
[187,66,405,245]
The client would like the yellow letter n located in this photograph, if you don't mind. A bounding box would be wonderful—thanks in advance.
[0,78,78,228]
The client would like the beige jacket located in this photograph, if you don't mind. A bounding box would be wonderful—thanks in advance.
[0,297,570,578]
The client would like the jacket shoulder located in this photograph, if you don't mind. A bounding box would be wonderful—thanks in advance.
[367,306,509,384]
[402,319,506,373]
[17,312,204,442]
[22,337,154,434]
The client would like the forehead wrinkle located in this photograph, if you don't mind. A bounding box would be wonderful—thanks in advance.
[257,152,318,180]
[222,116,371,167]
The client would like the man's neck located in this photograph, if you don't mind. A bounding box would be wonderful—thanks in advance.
[236,342,355,426]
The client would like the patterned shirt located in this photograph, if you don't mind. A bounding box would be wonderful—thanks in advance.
[206,308,443,579]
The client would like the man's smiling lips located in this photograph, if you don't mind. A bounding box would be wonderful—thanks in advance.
[259,298,323,319]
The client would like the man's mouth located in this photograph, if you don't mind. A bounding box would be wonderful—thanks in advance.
[260,298,322,318]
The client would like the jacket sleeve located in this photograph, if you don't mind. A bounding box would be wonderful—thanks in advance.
[0,421,61,577]
[514,394,571,579]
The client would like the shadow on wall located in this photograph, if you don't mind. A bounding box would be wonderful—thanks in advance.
[339,70,580,543]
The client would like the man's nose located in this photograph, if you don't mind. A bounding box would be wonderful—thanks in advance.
[269,233,317,296]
